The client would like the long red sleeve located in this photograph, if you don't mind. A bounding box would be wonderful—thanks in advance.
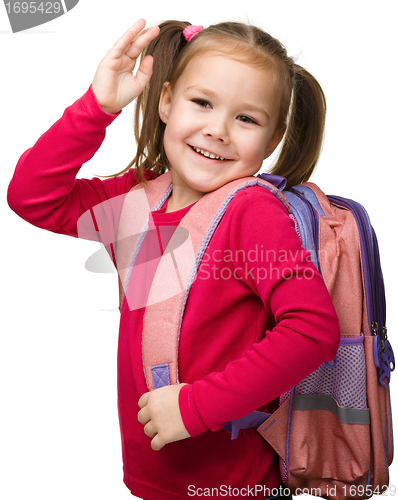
[7,84,155,237]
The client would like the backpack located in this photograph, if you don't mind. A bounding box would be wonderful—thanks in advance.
[112,171,393,499]
[255,176,394,498]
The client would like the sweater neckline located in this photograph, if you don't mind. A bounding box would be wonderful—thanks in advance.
[152,197,197,225]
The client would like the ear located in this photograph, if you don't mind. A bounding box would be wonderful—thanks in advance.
[264,126,286,159]
[159,82,172,124]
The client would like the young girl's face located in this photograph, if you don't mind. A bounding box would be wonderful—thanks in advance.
[159,53,285,203]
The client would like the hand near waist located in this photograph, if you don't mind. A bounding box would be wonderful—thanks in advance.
[138,384,191,450]
[92,18,159,114]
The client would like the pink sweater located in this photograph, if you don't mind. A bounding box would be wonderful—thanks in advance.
[7,85,340,500]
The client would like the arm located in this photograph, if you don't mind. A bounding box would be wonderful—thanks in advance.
[8,86,123,236]
[179,189,340,435]
[7,19,160,238]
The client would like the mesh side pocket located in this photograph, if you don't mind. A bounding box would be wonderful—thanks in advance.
[294,335,367,409]
[275,335,369,490]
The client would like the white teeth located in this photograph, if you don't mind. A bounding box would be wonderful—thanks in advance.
[193,146,225,161]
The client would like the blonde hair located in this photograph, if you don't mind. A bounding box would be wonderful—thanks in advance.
[105,20,326,190]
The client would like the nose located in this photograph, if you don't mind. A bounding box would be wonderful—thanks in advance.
[202,113,230,144]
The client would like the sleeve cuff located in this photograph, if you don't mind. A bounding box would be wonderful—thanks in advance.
[179,384,209,437]
[80,84,122,127]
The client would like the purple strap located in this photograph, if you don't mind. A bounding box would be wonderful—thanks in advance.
[256,173,287,191]
[151,364,170,389]
[224,411,271,439]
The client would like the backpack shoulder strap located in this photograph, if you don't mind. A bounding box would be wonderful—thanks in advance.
[139,175,291,391]
[288,181,364,336]
[116,171,174,312]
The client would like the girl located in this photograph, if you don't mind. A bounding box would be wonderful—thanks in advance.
[7,18,340,500]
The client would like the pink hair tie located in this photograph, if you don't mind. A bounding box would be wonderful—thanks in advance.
[183,25,204,42]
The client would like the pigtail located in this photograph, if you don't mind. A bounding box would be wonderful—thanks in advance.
[106,20,191,183]
[270,64,326,190]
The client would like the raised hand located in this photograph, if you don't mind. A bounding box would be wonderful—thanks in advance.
[92,19,160,114]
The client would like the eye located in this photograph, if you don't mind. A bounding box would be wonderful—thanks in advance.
[192,99,212,108]
[237,115,258,124]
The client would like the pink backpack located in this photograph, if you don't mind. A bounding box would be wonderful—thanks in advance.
[105,171,393,498]
[257,180,394,498]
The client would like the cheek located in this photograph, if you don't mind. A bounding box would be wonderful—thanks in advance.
[240,135,267,162]
[163,123,188,164]
[163,127,175,162]
[164,113,190,147]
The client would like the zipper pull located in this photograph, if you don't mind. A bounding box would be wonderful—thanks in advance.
[381,326,388,354]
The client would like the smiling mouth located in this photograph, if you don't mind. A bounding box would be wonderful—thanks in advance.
[190,145,229,161]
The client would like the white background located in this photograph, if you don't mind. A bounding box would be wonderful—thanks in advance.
[1,1,397,499]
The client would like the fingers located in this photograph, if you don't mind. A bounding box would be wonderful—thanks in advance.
[139,412,163,450]
[134,55,155,94]
[112,18,146,54]
[125,26,159,60]
[143,421,157,438]
[151,434,165,451]
[110,20,159,61]
[138,391,149,409]
[138,399,163,449]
